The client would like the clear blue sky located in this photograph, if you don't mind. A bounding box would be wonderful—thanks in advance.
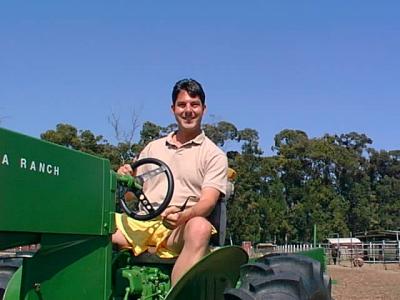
[1,1,399,154]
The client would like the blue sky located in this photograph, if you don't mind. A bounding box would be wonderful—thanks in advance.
[1,1,399,154]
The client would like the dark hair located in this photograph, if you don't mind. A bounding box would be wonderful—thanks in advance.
[171,78,206,106]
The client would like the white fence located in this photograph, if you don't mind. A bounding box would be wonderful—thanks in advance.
[274,244,315,253]
[357,241,399,264]
[253,241,400,264]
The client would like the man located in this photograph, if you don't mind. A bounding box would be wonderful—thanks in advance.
[112,78,228,285]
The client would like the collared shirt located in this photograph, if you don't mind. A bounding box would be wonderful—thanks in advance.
[138,131,228,208]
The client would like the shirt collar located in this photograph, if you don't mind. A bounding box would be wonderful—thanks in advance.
[166,131,205,147]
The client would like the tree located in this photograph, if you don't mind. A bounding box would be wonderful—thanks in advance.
[139,121,163,145]
[227,128,263,244]
[41,123,82,149]
[108,110,141,164]
[40,121,400,244]
[368,149,400,229]
[257,157,287,244]
[227,152,262,243]
[41,123,121,169]
[202,121,238,148]
[237,128,263,155]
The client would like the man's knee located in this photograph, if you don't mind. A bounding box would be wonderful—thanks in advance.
[184,217,212,244]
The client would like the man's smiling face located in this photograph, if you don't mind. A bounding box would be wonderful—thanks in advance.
[172,90,206,133]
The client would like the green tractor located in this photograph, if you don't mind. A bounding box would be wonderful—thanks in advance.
[0,127,331,300]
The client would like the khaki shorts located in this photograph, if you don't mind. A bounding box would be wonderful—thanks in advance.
[115,213,217,258]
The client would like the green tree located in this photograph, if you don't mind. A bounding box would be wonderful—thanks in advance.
[257,157,287,244]
[41,123,122,169]
[41,123,81,149]
[139,121,163,145]
[331,133,376,233]
[227,152,262,243]
[40,121,400,245]
[203,121,238,147]
[226,127,263,243]
[368,149,400,230]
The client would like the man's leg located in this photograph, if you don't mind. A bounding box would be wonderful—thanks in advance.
[112,229,131,248]
[166,216,213,285]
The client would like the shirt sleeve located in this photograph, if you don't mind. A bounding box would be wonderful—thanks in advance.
[202,152,228,196]
[138,143,151,159]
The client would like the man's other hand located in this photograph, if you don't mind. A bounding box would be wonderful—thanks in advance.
[161,206,188,230]
[117,164,134,175]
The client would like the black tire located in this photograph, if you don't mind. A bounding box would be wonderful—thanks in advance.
[0,266,18,300]
[224,254,331,300]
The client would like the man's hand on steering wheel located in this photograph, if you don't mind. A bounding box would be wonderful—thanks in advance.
[116,158,174,221]
[117,164,134,176]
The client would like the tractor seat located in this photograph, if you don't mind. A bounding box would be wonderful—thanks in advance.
[129,251,177,265]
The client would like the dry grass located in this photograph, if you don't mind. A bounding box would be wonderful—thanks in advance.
[328,263,400,300]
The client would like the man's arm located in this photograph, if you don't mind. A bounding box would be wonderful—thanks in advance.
[162,150,229,228]
[187,187,221,218]
[161,187,221,229]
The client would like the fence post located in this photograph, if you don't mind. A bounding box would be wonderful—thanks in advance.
[350,235,353,268]
[383,240,385,264]
[371,242,375,264]
[397,232,400,265]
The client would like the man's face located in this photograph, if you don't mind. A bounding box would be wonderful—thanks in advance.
[172,90,206,132]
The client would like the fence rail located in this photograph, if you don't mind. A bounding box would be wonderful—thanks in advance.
[251,241,400,265]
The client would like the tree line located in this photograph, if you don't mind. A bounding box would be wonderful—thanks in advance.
[40,122,400,245]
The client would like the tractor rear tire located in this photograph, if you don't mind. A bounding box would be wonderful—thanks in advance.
[224,254,331,300]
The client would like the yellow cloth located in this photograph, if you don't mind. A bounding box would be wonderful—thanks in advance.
[227,168,237,181]
[115,213,217,258]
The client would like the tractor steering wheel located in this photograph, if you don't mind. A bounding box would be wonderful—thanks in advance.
[118,158,174,221]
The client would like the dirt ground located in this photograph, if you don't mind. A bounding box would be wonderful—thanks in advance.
[328,262,400,300]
